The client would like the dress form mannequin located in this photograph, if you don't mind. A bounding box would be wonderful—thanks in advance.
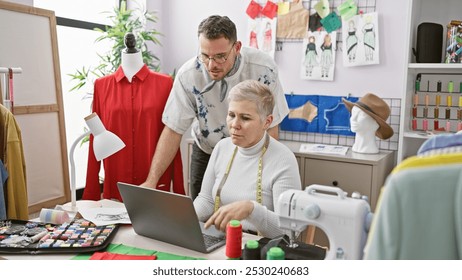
[350,106,379,154]
[121,32,143,82]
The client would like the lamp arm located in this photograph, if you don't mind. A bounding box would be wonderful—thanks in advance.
[69,131,91,211]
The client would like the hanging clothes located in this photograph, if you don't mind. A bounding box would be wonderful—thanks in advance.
[0,104,28,219]
[83,65,184,202]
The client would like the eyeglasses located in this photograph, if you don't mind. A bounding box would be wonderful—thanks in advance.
[198,42,236,64]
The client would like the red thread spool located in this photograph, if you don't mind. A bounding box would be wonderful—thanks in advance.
[412,119,417,130]
[226,220,242,259]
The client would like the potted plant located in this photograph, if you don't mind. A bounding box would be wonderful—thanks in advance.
[68,0,162,99]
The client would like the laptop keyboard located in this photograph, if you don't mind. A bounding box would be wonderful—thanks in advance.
[203,233,225,248]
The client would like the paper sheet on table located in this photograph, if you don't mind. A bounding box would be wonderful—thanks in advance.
[299,144,349,156]
[78,207,131,226]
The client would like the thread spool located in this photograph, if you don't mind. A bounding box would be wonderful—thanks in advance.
[437,80,442,92]
[458,121,462,131]
[446,108,451,119]
[266,247,285,260]
[39,208,70,224]
[446,120,451,132]
[436,95,441,106]
[447,95,452,107]
[412,106,417,118]
[413,94,419,106]
[448,81,454,93]
[225,220,242,259]
[242,240,260,260]
[434,107,439,118]
[434,120,439,130]
[412,119,417,130]
[423,119,428,131]
[415,79,420,91]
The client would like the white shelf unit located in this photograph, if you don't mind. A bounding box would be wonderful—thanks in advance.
[398,0,462,162]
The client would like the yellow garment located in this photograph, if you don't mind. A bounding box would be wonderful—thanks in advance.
[392,152,462,174]
[0,105,28,219]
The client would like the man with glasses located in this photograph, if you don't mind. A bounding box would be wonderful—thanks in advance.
[142,15,289,200]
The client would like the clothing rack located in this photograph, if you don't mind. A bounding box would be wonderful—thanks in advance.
[0,67,22,113]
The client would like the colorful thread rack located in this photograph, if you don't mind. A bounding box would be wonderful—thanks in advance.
[411,73,462,133]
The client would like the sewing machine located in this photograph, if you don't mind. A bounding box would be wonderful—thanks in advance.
[277,184,373,260]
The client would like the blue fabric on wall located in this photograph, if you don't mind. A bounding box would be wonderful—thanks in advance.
[281,94,319,133]
[0,160,8,220]
[281,94,358,136]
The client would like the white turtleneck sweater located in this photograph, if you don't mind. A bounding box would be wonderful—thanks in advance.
[194,133,302,238]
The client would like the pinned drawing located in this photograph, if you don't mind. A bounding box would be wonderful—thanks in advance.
[246,17,277,58]
[301,31,337,81]
[342,12,380,67]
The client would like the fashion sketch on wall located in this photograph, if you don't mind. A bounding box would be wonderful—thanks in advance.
[342,12,380,67]
[246,17,277,59]
[300,31,337,81]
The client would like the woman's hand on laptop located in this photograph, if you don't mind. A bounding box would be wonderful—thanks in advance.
[204,201,254,232]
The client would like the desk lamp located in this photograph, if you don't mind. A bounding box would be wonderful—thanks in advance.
[63,112,125,213]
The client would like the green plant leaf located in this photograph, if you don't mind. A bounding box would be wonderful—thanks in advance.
[68,0,163,96]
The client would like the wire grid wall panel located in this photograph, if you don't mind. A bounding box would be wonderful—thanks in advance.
[280,97,400,152]
[276,0,377,50]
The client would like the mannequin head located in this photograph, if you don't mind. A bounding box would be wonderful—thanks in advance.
[121,32,143,82]
[350,106,379,154]
[124,32,138,54]
[342,93,394,154]
[350,106,379,133]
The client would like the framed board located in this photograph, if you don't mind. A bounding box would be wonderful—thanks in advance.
[0,1,70,214]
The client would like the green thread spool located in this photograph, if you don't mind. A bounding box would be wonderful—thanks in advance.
[448,81,454,93]
[266,247,285,260]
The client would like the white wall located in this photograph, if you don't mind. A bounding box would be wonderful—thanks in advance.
[153,0,408,99]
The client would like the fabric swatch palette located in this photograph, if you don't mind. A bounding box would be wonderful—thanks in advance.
[0,219,118,254]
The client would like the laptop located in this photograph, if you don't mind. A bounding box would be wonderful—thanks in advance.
[117,182,226,253]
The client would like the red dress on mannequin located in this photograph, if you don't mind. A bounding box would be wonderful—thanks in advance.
[82,65,184,201]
